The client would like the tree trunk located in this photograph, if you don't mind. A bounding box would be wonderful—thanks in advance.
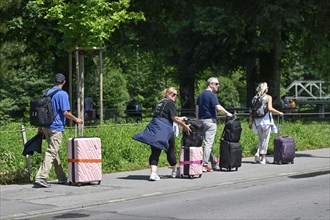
[246,58,258,107]
[259,50,273,88]
[259,31,282,108]
[272,29,282,108]
[178,67,195,117]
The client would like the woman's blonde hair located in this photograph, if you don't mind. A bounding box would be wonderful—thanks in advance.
[256,82,268,95]
[161,87,177,98]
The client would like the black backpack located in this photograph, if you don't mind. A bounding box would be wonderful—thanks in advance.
[221,116,242,142]
[30,89,60,127]
[182,120,204,148]
[250,94,268,118]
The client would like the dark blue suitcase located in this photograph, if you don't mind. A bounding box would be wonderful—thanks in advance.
[273,135,295,164]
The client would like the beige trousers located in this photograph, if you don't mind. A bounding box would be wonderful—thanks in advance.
[35,128,66,181]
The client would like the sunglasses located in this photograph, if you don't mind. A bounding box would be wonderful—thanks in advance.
[214,82,220,86]
[172,93,177,97]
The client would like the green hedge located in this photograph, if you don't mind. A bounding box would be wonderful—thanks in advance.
[0,119,329,184]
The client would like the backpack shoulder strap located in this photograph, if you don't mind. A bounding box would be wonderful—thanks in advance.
[154,98,169,117]
[44,89,61,98]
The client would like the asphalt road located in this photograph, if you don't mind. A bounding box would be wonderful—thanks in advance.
[26,170,330,220]
[1,148,329,220]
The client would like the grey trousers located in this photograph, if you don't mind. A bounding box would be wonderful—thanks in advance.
[201,119,217,165]
[257,126,271,155]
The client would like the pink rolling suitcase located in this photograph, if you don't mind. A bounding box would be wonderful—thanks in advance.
[179,146,203,178]
[68,137,102,186]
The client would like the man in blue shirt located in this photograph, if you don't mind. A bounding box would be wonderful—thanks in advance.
[34,73,83,188]
[196,77,232,172]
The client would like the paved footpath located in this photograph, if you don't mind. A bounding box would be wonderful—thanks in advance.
[1,148,329,220]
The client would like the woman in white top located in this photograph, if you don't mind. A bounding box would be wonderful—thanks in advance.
[249,82,284,164]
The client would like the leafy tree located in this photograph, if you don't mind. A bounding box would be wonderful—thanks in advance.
[102,59,130,110]
[195,70,241,109]
[297,0,330,82]
[34,0,145,50]
[0,58,51,125]
[128,0,330,109]
[0,0,145,122]
[1,0,329,123]
[104,36,173,111]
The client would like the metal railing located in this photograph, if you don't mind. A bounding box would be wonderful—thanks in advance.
[285,80,330,101]
[84,107,330,123]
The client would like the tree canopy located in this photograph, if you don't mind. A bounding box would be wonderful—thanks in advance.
[0,0,329,124]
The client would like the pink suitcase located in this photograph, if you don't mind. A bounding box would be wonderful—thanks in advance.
[68,137,102,186]
[179,146,203,178]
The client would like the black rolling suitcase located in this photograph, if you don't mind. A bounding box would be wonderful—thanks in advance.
[219,140,242,171]
[219,116,242,171]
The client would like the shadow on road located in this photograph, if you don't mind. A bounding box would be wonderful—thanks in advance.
[117,175,149,181]
[294,152,330,158]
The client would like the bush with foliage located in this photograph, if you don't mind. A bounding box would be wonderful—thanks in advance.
[1,118,329,185]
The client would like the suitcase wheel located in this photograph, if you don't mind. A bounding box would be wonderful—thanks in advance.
[188,175,194,179]
[235,167,238,171]
[291,160,294,164]
[77,182,82,187]
[226,167,231,171]
[199,174,202,178]
[98,181,101,185]
[274,160,282,165]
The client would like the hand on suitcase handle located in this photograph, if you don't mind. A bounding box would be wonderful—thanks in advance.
[226,112,238,121]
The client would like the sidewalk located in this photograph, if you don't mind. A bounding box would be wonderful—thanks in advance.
[1,148,329,220]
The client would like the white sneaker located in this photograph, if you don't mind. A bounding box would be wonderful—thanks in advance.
[260,158,267,165]
[171,171,177,178]
[149,173,160,181]
[212,164,221,171]
[254,153,260,163]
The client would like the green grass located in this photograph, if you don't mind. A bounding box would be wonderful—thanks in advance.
[0,119,329,185]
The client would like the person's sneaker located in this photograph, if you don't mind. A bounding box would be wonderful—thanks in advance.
[212,164,221,171]
[171,171,177,178]
[202,164,213,172]
[260,158,267,165]
[149,173,160,181]
[254,153,260,163]
[57,179,67,184]
[34,180,51,188]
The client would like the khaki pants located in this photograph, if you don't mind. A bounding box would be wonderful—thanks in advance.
[35,128,66,181]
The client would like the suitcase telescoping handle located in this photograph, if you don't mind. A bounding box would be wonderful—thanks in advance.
[74,123,84,137]
[74,124,77,138]
[278,115,284,136]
